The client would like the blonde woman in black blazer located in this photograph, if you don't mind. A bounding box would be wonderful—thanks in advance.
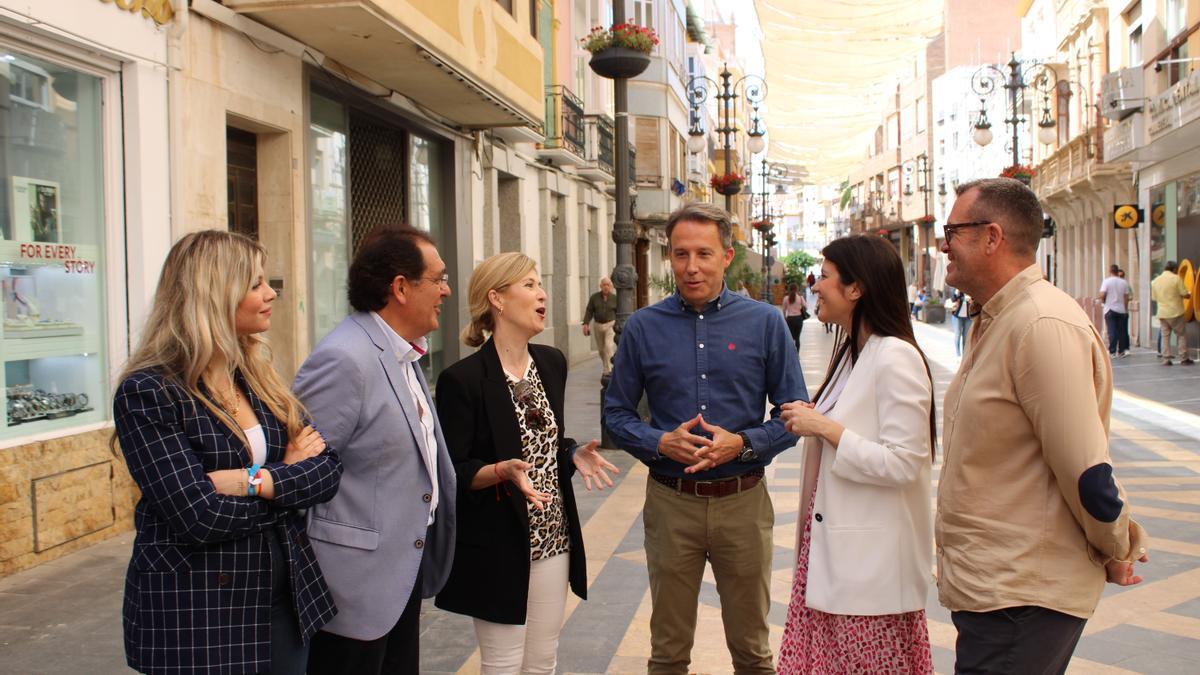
[435,252,618,674]
[113,231,341,674]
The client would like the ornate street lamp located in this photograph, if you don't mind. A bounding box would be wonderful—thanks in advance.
[588,3,649,446]
[971,53,1058,168]
[903,154,934,288]
[687,64,768,213]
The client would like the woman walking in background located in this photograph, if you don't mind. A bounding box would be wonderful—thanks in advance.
[435,252,618,674]
[113,230,341,675]
[777,235,935,674]
[950,289,972,357]
[781,282,809,351]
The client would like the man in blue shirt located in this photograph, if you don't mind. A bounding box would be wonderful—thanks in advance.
[604,202,807,674]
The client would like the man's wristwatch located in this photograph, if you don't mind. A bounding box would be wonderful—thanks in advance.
[736,432,756,462]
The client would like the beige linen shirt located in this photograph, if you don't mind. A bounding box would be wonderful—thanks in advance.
[937,264,1145,619]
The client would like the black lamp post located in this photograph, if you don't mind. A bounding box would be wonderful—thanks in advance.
[687,65,767,213]
[587,4,650,447]
[903,154,933,287]
[971,53,1059,172]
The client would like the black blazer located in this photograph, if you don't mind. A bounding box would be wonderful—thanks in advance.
[433,340,586,624]
[113,369,342,674]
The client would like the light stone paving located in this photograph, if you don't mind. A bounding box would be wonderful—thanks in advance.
[1,320,1198,674]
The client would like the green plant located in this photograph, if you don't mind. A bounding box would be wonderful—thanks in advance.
[839,179,852,210]
[580,23,660,54]
[725,242,761,290]
[649,271,676,295]
[685,2,710,46]
[780,250,817,288]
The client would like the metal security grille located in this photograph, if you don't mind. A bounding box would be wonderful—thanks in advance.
[349,111,407,253]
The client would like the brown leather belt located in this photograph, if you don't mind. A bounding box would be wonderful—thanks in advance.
[649,468,765,498]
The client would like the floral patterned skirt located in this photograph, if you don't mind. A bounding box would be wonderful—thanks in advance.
[777,479,932,674]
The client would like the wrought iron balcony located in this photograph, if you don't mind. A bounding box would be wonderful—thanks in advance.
[538,85,585,165]
[579,114,615,181]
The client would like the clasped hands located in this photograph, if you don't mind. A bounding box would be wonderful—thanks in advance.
[208,425,327,498]
[656,414,742,474]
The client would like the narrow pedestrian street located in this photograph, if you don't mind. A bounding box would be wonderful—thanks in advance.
[2,318,1199,674]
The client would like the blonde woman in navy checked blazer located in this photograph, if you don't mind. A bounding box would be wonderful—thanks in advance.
[113,231,342,675]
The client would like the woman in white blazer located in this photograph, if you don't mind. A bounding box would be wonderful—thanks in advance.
[776,235,936,674]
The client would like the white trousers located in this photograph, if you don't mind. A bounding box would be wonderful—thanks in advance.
[474,553,570,675]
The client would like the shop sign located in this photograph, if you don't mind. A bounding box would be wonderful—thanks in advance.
[1113,204,1141,229]
[1103,113,1143,160]
[1,241,98,274]
[1147,70,1200,141]
[99,0,174,26]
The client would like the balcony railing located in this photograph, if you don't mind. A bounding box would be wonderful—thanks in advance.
[580,114,614,180]
[543,85,585,158]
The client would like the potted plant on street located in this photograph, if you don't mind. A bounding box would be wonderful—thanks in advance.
[1000,164,1037,185]
[582,23,658,79]
[710,172,744,196]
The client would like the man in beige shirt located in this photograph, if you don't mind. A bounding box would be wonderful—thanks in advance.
[937,178,1147,674]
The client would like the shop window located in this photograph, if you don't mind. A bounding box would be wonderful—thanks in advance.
[1,52,108,440]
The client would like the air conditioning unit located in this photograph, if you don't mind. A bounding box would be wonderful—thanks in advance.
[1101,68,1144,120]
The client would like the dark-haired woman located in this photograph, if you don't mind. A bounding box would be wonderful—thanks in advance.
[780,282,808,351]
[777,235,934,673]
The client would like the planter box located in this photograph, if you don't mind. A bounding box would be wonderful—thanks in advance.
[921,304,946,324]
[588,48,651,79]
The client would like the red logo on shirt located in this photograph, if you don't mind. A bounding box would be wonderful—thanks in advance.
[728,342,736,350]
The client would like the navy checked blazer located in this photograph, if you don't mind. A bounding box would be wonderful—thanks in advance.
[114,369,342,675]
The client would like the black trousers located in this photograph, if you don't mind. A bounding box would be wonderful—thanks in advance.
[1105,310,1130,354]
[785,315,805,351]
[952,606,1086,675]
[307,572,424,675]
[264,529,308,675]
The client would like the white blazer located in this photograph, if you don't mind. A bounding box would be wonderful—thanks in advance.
[798,334,934,616]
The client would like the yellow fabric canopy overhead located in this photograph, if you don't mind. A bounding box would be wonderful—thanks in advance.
[754,0,943,183]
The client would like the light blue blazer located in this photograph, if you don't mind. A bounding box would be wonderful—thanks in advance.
[294,312,457,641]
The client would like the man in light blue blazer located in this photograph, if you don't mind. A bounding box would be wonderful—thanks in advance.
[296,224,456,675]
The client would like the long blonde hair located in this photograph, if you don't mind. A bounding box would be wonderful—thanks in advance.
[117,230,307,446]
[461,252,537,347]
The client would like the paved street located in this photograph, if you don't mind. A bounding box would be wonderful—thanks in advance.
[3,318,1200,673]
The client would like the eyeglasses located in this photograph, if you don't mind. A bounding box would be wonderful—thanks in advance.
[417,272,450,288]
[512,379,549,431]
[943,220,991,244]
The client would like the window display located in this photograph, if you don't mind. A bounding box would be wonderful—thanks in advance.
[0,50,108,440]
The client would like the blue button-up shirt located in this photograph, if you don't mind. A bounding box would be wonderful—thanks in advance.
[603,286,808,479]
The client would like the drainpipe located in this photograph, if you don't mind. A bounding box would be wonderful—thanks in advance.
[166,0,189,237]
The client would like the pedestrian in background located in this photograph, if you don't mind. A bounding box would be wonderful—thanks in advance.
[581,276,617,375]
[605,202,807,674]
[949,289,971,357]
[777,235,935,674]
[780,281,808,351]
[937,178,1147,674]
[435,252,617,674]
[296,225,457,674]
[113,230,341,675]
[1099,263,1132,358]
[1151,260,1193,366]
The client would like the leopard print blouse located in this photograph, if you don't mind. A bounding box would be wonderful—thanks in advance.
[506,362,570,561]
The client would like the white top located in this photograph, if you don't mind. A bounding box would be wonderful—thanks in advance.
[244,424,267,466]
[371,311,439,526]
[1099,276,1131,314]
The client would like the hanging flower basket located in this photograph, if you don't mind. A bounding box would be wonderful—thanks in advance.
[916,214,936,225]
[710,172,744,196]
[751,218,773,232]
[582,24,658,79]
[1000,164,1037,185]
